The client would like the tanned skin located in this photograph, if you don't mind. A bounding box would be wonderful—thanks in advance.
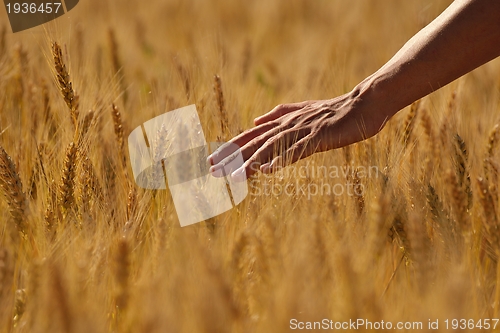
[208,0,500,181]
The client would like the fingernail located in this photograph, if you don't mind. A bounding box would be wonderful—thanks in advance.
[210,163,223,171]
[209,166,225,178]
[206,155,213,164]
[231,167,246,182]
[209,163,225,174]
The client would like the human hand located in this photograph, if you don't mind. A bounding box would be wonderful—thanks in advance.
[206,0,500,183]
[207,88,390,181]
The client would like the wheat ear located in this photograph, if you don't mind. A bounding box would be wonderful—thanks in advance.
[446,168,467,229]
[111,104,129,182]
[58,142,78,217]
[483,124,500,183]
[126,185,137,222]
[487,124,500,159]
[402,100,420,146]
[0,146,27,233]
[389,214,411,262]
[51,42,79,129]
[477,177,500,259]
[214,75,229,140]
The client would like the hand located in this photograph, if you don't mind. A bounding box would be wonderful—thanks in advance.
[208,88,390,181]
[208,0,500,182]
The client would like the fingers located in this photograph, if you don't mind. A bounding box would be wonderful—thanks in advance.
[260,134,318,174]
[208,121,277,165]
[253,101,310,126]
[209,126,281,176]
[230,128,311,181]
[209,101,313,166]
[210,127,281,171]
[208,100,319,181]
[208,146,242,178]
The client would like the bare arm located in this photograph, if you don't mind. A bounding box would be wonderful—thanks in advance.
[363,0,500,120]
[209,0,500,181]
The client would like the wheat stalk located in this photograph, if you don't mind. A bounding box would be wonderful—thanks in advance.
[389,215,411,260]
[28,163,38,200]
[111,103,124,149]
[77,156,92,220]
[109,29,128,104]
[110,103,131,189]
[51,42,79,129]
[174,58,190,100]
[487,124,500,158]
[483,124,500,186]
[446,168,467,229]
[438,93,456,148]
[477,177,498,224]
[420,108,433,140]
[58,142,78,217]
[126,185,137,222]
[453,134,472,209]
[214,75,229,141]
[78,110,94,146]
[0,146,27,233]
[419,107,440,165]
[402,100,420,146]
[44,206,55,235]
[477,176,500,259]
[484,157,499,204]
[111,104,129,173]
[84,156,104,205]
[80,166,94,212]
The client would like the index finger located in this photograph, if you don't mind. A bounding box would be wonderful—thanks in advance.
[208,121,277,165]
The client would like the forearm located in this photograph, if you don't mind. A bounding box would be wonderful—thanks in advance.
[211,0,500,175]
[356,0,500,120]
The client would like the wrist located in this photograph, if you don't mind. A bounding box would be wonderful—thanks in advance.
[349,73,399,129]
[352,57,428,118]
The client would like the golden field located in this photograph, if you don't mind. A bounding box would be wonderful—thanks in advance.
[1,0,500,331]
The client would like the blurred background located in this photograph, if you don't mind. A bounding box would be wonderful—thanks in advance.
[1,0,500,332]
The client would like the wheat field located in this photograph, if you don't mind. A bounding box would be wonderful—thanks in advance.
[1,0,500,331]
